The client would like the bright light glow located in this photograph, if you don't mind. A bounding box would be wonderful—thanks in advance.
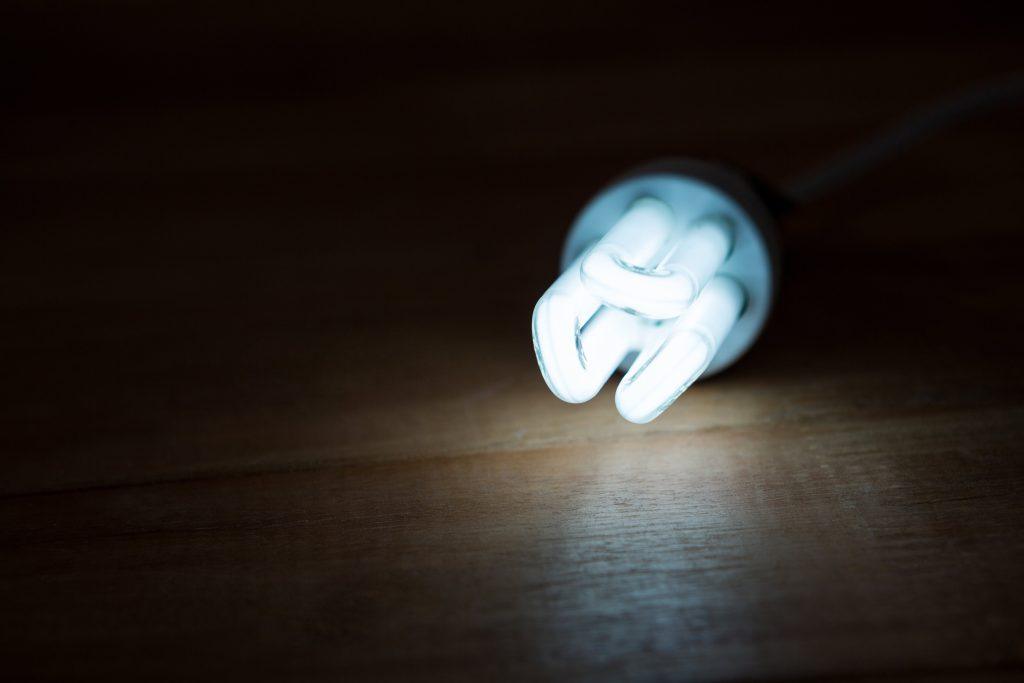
[534,195,751,422]
[532,253,643,403]
[615,276,745,424]
[580,203,733,320]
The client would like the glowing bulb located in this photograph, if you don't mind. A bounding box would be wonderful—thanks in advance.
[533,160,779,423]
[533,206,741,415]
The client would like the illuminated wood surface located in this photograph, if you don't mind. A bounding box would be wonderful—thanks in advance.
[3,9,1024,680]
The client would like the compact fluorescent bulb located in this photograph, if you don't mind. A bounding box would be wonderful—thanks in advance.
[532,159,780,423]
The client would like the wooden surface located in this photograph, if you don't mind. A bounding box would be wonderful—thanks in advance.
[4,5,1024,680]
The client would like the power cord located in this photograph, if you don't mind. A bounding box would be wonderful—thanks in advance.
[786,71,1024,204]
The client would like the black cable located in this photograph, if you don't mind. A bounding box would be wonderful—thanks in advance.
[786,71,1024,204]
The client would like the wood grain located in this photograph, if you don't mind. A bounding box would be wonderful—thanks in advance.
[3,7,1024,680]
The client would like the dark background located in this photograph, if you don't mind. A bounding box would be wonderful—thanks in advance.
[4,2,1024,681]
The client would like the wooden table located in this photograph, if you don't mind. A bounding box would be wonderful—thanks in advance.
[3,5,1024,680]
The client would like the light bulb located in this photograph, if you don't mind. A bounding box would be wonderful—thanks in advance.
[532,159,780,423]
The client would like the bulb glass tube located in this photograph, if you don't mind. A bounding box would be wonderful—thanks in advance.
[532,253,641,403]
[615,276,745,423]
[581,207,733,320]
